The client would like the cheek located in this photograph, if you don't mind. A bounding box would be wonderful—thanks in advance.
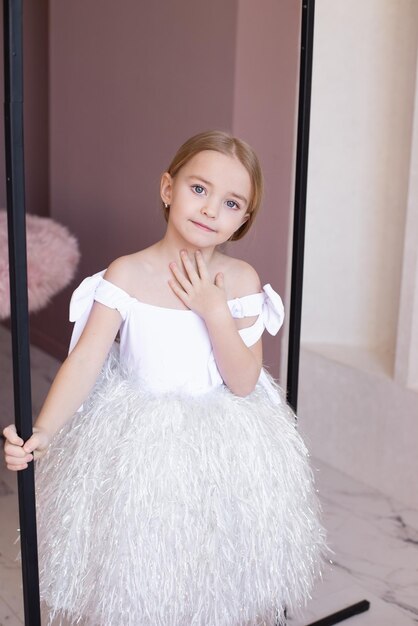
[176,187,197,207]
[231,210,247,225]
[223,215,245,233]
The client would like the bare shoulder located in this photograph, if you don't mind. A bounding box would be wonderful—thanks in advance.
[104,246,160,294]
[104,250,147,291]
[104,255,133,290]
[217,254,262,298]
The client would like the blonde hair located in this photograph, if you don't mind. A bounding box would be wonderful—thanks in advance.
[162,130,263,241]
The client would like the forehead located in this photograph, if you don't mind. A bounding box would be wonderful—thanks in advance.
[181,150,251,196]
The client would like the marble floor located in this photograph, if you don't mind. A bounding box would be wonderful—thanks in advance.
[1,325,417,625]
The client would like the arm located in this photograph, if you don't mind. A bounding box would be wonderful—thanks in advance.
[34,301,122,437]
[3,300,122,470]
[204,308,262,397]
[168,250,263,397]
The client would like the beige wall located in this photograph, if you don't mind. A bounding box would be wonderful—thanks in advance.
[298,0,418,509]
[302,0,418,360]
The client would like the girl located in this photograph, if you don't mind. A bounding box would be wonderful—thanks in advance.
[4,130,326,626]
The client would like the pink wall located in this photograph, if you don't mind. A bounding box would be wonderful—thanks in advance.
[0,0,49,214]
[24,1,300,378]
[30,0,238,357]
[231,0,301,376]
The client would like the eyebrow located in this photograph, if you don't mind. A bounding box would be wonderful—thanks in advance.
[186,175,249,206]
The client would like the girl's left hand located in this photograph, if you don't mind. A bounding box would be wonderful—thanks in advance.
[168,250,228,320]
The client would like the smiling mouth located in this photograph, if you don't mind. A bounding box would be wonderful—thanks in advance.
[190,220,216,232]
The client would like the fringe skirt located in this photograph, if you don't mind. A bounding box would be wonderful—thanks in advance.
[35,357,327,626]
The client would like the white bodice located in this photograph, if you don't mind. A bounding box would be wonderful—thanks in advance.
[69,270,285,395]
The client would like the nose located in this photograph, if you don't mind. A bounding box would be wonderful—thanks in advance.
[200,200,218,219]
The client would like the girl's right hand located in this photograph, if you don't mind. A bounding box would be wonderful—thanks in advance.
[3,425,51,471]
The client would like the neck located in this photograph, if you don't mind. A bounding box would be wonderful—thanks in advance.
[156,228,218,266]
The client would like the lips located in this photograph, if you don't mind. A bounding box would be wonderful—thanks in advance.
[191,220,216,232]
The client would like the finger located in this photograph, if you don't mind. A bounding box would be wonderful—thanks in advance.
[23,433,45,454]
[180,250,199,284]
[33,448,47,461]
[195,250,210,280]
[5,449,32,464]
[215,272,225,290]
[7,462,29,471]
[169,262,191,292]
[167,279,190,308]
[5,456,33,469]
[3,424,24,446]
[4,441,30,459]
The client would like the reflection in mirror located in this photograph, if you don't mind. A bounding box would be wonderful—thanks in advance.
[297,1,418,623]
[0,2,306,624]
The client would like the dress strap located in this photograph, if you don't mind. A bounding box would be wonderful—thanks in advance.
[208,284,285,384]
[68,270,135,353]
[228,284,285,347]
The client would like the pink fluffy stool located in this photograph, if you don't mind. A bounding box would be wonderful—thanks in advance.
[0,210,80,319]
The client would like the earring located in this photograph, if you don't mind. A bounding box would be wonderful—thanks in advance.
[164,202,169,209]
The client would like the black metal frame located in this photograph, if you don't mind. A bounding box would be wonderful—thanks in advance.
[3,1,370,624]
[3,1,41,624]
[286,2,370,624]
[286,0,316,415]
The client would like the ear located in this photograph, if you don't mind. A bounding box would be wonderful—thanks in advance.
[160,172,173,205]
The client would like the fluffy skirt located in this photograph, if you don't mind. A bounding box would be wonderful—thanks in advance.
[35,357,327,626]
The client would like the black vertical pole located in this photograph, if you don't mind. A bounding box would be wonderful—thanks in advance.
[286,0,315,415]
[282,6,315,624]
[3,1,41,624]
[286,5,370,623]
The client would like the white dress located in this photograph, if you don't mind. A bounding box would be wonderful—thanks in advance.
[35,270,327,626]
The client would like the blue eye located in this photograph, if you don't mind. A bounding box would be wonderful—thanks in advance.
[226,200,239,209]
[192,185,205,195]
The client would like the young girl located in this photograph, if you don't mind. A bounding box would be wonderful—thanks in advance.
[4,130,326,626]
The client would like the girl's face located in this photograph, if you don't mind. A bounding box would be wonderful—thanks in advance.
[161,150,251,248]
